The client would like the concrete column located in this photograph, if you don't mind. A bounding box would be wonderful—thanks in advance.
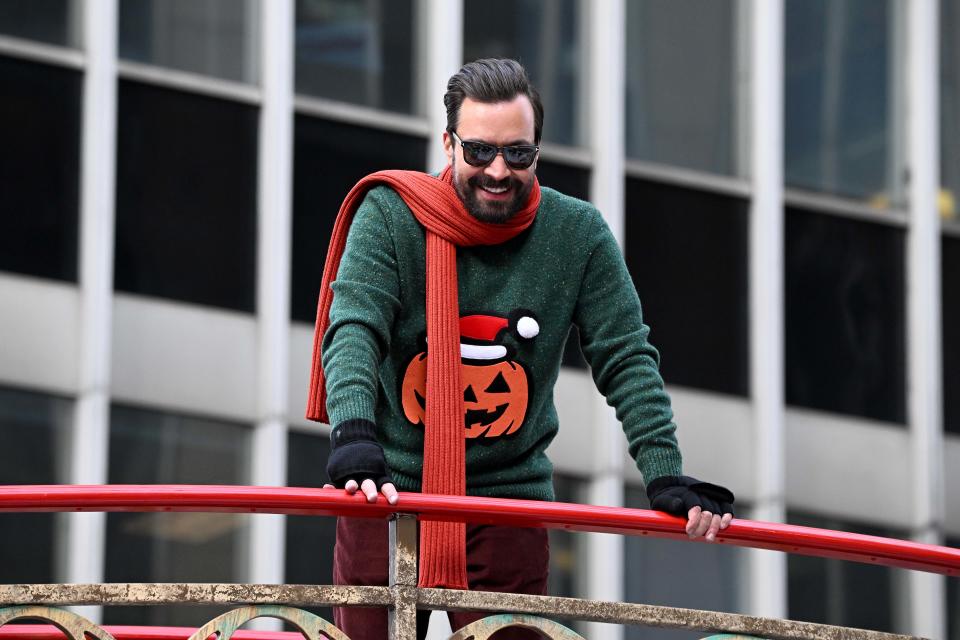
[584,2,626,639]
[421,0,463,172]
[905,0,946,637]
[747,0,787,620]
[249,1,294,628]
[67,0,118,624]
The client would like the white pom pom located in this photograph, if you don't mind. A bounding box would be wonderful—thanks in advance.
[517,316,539,339]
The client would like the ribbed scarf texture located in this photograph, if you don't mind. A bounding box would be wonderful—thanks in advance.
[306,166,541,588]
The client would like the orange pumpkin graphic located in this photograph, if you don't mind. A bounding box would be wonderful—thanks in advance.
[401,352,530,438]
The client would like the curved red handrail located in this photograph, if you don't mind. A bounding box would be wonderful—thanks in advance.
[0,485,957,577]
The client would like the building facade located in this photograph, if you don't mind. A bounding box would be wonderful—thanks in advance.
[0,1,958,638]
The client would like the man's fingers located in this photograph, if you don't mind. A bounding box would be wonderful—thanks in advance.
[685,506,702,535]
[333,479,396,504]
[720,513,734,529]
[688,510,712,538]
[696,511,713,538]
[381,483,399,505]
[705,513,723,542]
[360,478,378,502]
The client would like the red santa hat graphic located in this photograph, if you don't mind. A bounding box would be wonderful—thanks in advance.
[458,313,539,360]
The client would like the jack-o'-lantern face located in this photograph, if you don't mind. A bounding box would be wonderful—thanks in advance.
[401,353,529,438]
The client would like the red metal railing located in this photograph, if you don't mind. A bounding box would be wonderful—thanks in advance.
[1,484,958,576]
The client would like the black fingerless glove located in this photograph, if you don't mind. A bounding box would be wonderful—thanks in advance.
[326,419,394,490]
[645,475,735,518]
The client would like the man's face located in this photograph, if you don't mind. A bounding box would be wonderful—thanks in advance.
[443,95,538,223]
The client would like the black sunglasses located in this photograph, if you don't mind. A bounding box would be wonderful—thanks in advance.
[451,131,539,169]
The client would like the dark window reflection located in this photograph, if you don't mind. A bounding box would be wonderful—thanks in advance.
[120,0,259,83]
[105,405,251,627]
[624,178,749,396]
[0,0,77,47]
[295,0,416,114]
[291,115,426,323]
[536,160,589,203]
[463,0,582,146]
[785,209,906,423]
[0,387,71,583]
[787,512,903,633]
[624,486,741,640]
[285,431,335,623]
[944,236,960,435]
[549,474,585,635]
[625,0,739,176]
[943,0,960,224]
[785,0,901,203]
[115,80,258,312]
[0,56,80,282]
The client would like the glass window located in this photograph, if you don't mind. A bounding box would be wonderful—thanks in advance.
[119,0,259,83]
[0,386,71,583]
[104,405,251,626]
[0,0,81,48]
[624,486,742,640]
[548,474,584,599]
[295,0,416,114]
[785,208,906,423]
[787,512,906,633]
[285,431,336,623]
[463,0,583,147]
[785,0,905,205]
[549,474,586,635]
[536,160,589,202]
[943,0,960,228]
[115,80,258,312]
[0,56,80,282]
[625,0,741,176]
[291,115,426,323]
[624,178,750,396]
[944,236,960,435]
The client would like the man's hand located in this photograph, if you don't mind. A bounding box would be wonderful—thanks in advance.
[325,419,399,505]
[645,475,735,542]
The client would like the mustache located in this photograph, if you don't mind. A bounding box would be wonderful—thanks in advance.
[468,175,520,190]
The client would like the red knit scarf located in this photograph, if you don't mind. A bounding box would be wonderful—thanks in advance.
[306,166,540,588]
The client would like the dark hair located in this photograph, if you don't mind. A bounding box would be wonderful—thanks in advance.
[444,58,544,144]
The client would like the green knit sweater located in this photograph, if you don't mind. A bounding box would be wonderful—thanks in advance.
[321,184,682,500]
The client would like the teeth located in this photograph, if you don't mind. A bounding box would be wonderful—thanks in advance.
[482,185,508,194]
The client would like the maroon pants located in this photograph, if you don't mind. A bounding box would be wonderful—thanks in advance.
[333,517,550,639]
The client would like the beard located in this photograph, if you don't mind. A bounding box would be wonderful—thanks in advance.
[452,155,535,223]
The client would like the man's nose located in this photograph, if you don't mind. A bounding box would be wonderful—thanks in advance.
[483,153,511,181]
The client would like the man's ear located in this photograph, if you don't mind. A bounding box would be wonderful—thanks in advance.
[442,131,454,166]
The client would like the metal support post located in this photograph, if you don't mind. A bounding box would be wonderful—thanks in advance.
[389,514,419,639]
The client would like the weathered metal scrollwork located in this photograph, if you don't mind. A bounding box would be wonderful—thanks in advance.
[447,613,584,639]
[0,605,118,640]
[185,605,350,640]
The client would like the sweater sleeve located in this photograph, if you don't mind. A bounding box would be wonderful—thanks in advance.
[572,214,683,482]
[321,189,402,427]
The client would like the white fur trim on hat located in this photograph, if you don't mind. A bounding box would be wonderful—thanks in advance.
[460,344,508,360]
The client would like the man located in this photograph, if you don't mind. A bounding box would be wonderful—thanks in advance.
[307,58,734,639]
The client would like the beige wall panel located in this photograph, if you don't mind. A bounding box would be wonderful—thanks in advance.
[0,274,79,395]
